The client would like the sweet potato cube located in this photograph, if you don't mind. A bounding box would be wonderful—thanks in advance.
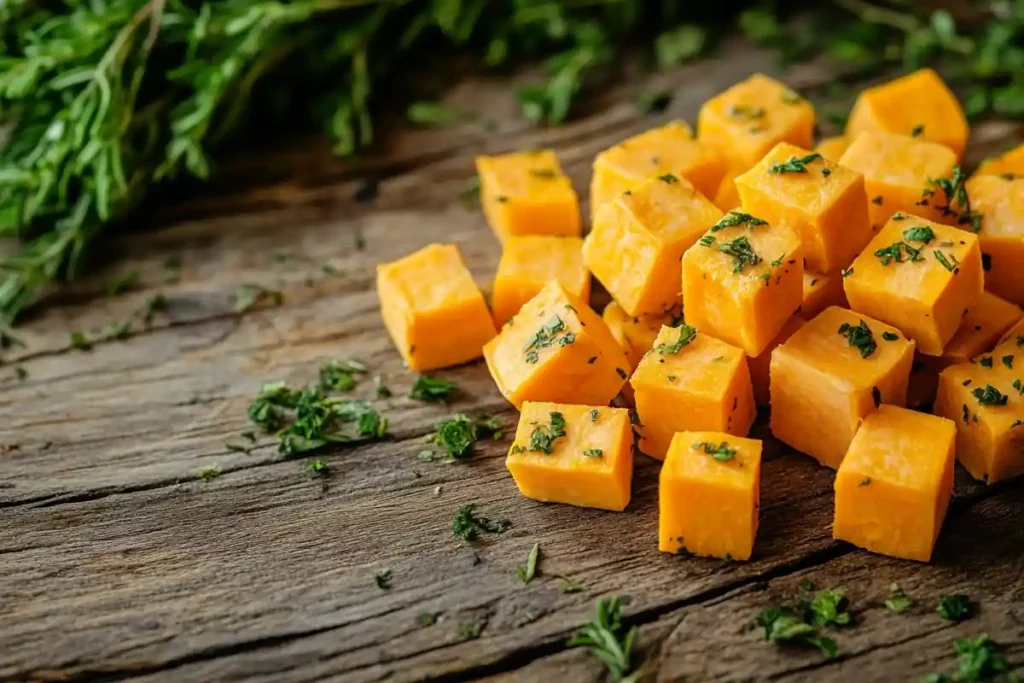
[377,243,496,371]
[492,236,589,326]
[845,68,968,157]
[506,402,633,511]
[697,74,815,173]
[483,280,627,409]
[965,174,1024,307]
[843,213,983,355]
[815,136,849,162]
[801,270,848,320]
[976,142,1024,178]
[584,174,723,317]
[833,405,956,562]
[631,325,756,460]
[476,150,580,243]
[590,120,726,218]
[770,307,916,468]
[736,142,872,273]
[996,319,1024,354]
[934,361,1024,483]
[749,315,805,407]
[602,302,684,371]
[659,431,761,560]
[839,132,958,229]
[712,170,742,212]
[681,212,804,356]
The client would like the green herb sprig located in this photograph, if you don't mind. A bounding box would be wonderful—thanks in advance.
[452,503,510,541]
[568,597,640,682]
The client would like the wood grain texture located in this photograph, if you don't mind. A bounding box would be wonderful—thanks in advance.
[1,39,1022,682]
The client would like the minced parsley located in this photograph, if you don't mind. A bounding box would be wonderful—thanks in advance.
[838,319,877,358]
[768,153,822,174]
[409,374,456,401]
[719,235,762,273]
[452,503,510,541]
[656,325,697,355]
[529,412,566,454]
[972,384,1008,406]
[692,440,737,462]
[711,211,767,232]
[523,315,575,363]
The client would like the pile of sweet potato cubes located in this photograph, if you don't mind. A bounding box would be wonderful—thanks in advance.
[376,69,1024,563]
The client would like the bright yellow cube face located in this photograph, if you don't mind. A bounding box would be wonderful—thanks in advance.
[584,174,723,317]
[934,361,1024,484]
[833,405,956,562]
[839,132,958,229]
[801,270,848,320]
[749,315,805,407]
[506,402,633,511]
[476,150,581,243]
[770,307,916,469]
[377,243,496,371]
[630,325,756,460]
[491,236,589,326]
[843,214,984,355]
[966,174,1024,307]
[845,69,969,158]
[697,74,815,173]
[483,280,628,409]
[736,142,872,273]
[976,142,1024,178]
[659,431,761,560]
[681,213,804,356]
[590,120,726,218]
[815,136,849,162]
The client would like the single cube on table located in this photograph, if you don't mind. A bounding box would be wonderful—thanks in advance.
[801,270,848,320]
[681,211,804,356]
[476,149,580,243]
[736,141,872,273]
[815,136,849,163]
[506,402,633,511]
[491,235,589,326]
[630,325,756,460]
[842,213,983,355]
[833,405,956,562]
[659,431,761,560]
[483,280,628,410]
[965,174,1024,307]
[976,142,1024,178]
[589,120,726,218]
[584,173,723,317]
[845,68,969,158]
[839,132,958,229]
[748,315,805,407]
[934,360,1024,483]
[377,243,496,371]
[770,306,916,469]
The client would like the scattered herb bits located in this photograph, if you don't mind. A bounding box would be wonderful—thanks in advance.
[516,542,540,584]
[452,503,510,541]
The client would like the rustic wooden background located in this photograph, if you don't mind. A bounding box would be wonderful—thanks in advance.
[1,38,1022,682]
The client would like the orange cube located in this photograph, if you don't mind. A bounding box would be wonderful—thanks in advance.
[682,212,804,356]
[476,149,580,243]
[815,136,850,162]
[749,315,805,407]
[843,213,984,355]
[839,132,958,229]
[697,74,815,174]
[590,120,726,218]
[631,325,756,460]
[833,405,956,562]
[736,142,872,273]
[491,235,589,325]
[584,174,723,316]
[801,270,848,320]
[506,402,633,511]
[965,174,1024,307]
[659,431,761,560]
[845,69,969,158]
[996,319,1024,354]
[483,280,627,409]
[770,307,916,468]
[377,243,496,371]
[602,302,684,371]
[976,142,1024,178]
[934,361,1024,483]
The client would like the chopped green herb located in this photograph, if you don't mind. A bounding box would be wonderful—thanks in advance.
[105,270,138,296]
[140,293,166,326]
[305,459,330,476]
[903,226,936,243]
[457,620,483,640]
[656,325,698,355]
[523,315,574,363]
[568,597,638,681]
[719,236,762,273]
[698,234,716,247]
[874,241,922,266]
[406,101,473,126]
[410,375,456,401]
[69,331,91,350]
[225,442,251,454]
[937,594,972,622]
[871,195,883,206]
[556,574,585,593]
[13,365,28,380]
[318,359,366,392]
[884,584,912,613]
[810,588,852,628]
[509,445,526,455]
[972,384,1008,406]
[235,284,282,313]
[911,124,924,137]
[726,104,765,120]
[1001,355,1014,369]
[658,173,679,184]
[374,568,393,589]
[838,319,877,359]
[434,414,479,459]
[769,153,822,174]
[452,503,510,541]
[979,356,994,368]
[882,332,900,341]
[924,634,1010,683]
[529,412,567,454]
[692,440,737,462]
[1013,379,1023,396]
[583,448,604,458]
[517,542,541,584]
[859,477,872,487]
[416,611,437,627]
[711,212,768,232]
[934,249,960,273]
[589,409,599,422]
[195,465,222,481]
[927,166,981,232]
[841,267,854,278]
[373,375,391,398]
[104,319,131,341]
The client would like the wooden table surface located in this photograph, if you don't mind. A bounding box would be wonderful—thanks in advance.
[2,41,1022,682]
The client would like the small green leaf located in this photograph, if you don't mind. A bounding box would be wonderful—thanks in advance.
[406,101,474,126]
[516,542,541,584]
[655,25,706,67]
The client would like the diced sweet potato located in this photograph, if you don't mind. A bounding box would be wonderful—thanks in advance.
[815,136,849,162]
[492,236,589,325]
[965,174,1024,307]
[749,315,805,407]
[976,142,1024,178]
[801,270,848,320]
